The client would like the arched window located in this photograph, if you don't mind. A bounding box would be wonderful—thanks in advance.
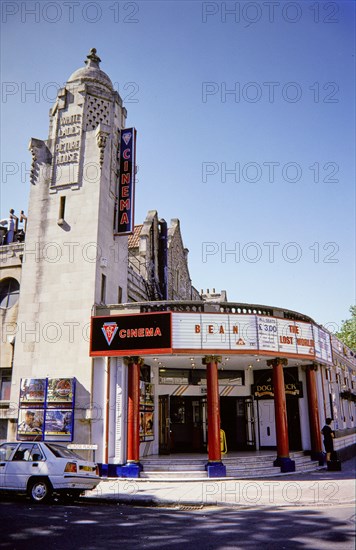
[0,278,20,309]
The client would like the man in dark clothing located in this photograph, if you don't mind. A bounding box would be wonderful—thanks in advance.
[321,417,334,462]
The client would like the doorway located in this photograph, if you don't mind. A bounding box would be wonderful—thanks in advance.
[160,396,207,453]
[257,397,302,450]
[159,395,170,454]
[220,397,256,451]
[286,397,302,450]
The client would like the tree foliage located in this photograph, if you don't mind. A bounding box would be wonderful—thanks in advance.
[335,305,356,351]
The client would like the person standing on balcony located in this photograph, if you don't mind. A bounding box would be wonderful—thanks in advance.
[0,209,18,244]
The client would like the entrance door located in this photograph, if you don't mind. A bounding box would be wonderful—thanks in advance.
[258,400,276,447]
[245,398,256,448]
[286,397,302,450]
[159,395,170,454]
[220,397,253,451]
[169,396,205,452]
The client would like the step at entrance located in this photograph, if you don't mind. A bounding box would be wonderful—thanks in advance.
[140,452,324,479]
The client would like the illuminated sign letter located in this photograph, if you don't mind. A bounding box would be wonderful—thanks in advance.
[116,128,137,235]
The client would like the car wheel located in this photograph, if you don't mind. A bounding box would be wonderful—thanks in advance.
[28,478,52,503]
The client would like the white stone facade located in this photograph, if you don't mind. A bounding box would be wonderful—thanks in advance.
[6,50,128,444]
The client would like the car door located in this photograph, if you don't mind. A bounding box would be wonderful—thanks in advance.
[4,443,45,491]
[0,443,18,488]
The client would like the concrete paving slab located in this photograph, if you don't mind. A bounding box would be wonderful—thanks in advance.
[84,457,356,508]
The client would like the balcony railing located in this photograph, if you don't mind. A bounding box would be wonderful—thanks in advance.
[93,300,315,323]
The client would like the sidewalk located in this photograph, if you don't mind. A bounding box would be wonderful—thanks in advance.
[84,457,356,508]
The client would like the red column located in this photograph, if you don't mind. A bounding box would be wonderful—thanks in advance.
[267,358,295,471]
[306,364,323,457]
[204,356,222,462]
[127,357,141,463]
[271,358,289,457]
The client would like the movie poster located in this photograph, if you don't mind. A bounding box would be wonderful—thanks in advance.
[143,409,154,440]
[17,409,44,440]
[139,408,154,441]
[44,409,73,441]
[46,378,75,408]
[140,382,154,406]
[19,378,46,406]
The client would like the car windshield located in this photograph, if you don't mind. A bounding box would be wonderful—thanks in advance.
[44,443,81,459]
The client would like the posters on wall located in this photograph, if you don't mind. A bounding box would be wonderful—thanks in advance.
[17,408,45,440]
[46,378,75,408]
[18,378,75,441]
[140,409,154,441]
[44,410,73,441]
[140,382,154,442]
[19,378,46,406]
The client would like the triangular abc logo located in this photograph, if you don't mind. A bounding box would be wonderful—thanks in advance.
[102,322,118,346]
[122,132,132,146]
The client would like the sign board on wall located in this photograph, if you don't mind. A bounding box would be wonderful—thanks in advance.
[17,378,75,442]
[172,313,320,359]
[116,127,136,235]
[90,312,333,364]
[90,312,172,356]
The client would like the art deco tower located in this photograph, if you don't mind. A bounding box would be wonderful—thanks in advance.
[10,50,128,443]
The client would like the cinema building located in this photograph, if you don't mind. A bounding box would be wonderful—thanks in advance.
[1,50,355,478]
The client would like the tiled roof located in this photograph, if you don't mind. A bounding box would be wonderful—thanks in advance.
[128,224,143,248]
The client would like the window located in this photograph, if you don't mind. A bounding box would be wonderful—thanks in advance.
[100,274,106,304]
[0,370,11,400]
[0,420,8,441]
[159,368,244,386]
[0,278,20,309]
[0,442,17,459]
[58,196,66,224]
[13,443,43,461]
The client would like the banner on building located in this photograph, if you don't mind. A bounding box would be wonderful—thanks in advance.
[90,312,172,356]
[116,127,136,235]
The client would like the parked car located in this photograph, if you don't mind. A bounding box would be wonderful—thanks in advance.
[0,441,100,502]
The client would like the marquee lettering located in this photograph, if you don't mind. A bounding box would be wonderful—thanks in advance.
[280,336,293,345]
[121,173,131,185]
[120,199,130,211]
[116,128,136,234]
[118,327,162,339]
[297,338,314,347]
[195,324,230,335]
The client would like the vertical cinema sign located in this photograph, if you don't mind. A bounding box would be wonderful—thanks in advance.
[117,127,136,234]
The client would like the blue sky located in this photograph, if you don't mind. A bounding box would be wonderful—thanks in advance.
[1,0,355,329]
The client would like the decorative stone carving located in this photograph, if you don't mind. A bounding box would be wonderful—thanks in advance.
[96,125,110,168]
[85,95,110,131]
[28,138,51,185]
